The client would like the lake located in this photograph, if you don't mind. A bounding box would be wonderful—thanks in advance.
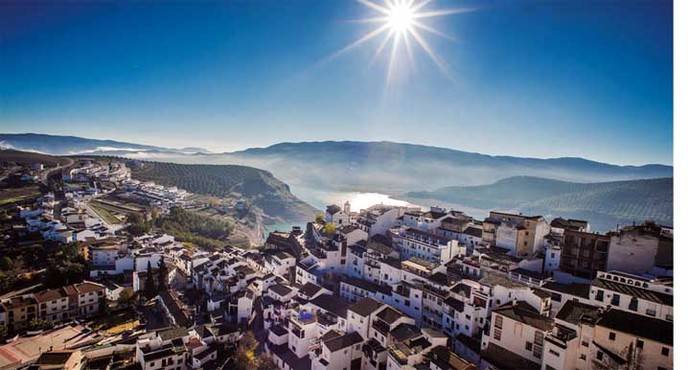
[265,186,493,233]
[264,187,415,233]
[291,186,414,212]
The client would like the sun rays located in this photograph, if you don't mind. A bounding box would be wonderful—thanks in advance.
[335,0,474,85]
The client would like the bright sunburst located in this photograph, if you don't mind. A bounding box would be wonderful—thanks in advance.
[335,0,473,85]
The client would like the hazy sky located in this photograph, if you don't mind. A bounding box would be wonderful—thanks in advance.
[0,0,672,165]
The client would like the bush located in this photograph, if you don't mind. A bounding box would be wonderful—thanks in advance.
[322,223,337,235]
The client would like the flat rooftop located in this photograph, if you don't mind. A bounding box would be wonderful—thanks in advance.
[0,324,99,368]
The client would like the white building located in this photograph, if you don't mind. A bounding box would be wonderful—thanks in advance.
[481,301,553,370]
[589,271,673,321]
[391,227,462,264]
[325,202,352,226]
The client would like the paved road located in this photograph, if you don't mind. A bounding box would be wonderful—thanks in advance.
[40,158,74,186]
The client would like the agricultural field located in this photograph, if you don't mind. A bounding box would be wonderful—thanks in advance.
[87,198,148,225]
[0,186,42,207]
[88,201,123,224]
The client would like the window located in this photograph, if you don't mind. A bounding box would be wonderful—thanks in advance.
[636,339,644,349]
[611,294,620,306]
[534,331,544,346]
[493,328,502,341]
[629,298,638,311]
[608,332,616,341]
[596,351,603,361]
[525,342,533,351]
[595,290,604,302]
[662,347,670,356]
[495,316,503,329]
[581,340,589,347]
[579,354,587,361]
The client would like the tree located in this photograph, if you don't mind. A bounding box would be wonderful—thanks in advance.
[256,353,279,370]
[117,289,135,305]
[0,271,17,293]
[233,332,259,370]
[231,333,279,370]
[314,213,325,224]
[144,261,157,299]
[157,258,168,290]
[127,213,151,236]
[28,318,51,331]
[0,256,13,271]
[322,223,337,235]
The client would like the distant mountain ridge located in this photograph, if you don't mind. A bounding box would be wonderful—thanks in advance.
[0,133,204,155]
[223,141,672,192]
[406,176,673,232]
[0,134,673,193]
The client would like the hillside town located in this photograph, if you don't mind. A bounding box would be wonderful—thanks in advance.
[0,156,674,370]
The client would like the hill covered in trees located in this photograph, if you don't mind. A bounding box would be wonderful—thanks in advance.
[406,176,672,232]
[155,207,234,250]
[0,149,72,167]
[130,161,316,224]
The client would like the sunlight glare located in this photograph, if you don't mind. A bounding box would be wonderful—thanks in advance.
[387,3,414,33]
[332,0,474,84]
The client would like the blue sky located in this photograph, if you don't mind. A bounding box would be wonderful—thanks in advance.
[0,0,672,165]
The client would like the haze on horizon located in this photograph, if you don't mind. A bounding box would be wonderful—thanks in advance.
[0,0,673,166]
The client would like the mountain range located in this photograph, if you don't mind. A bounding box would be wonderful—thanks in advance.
[0,133,209,155]
[406,176,672,232]
[0,133,673,231]
[223,141,672,192]
[0,134,671,192]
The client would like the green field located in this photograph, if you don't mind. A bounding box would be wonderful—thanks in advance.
[88,198,148,225]
[0,186,42,206]
[88,201,122,224]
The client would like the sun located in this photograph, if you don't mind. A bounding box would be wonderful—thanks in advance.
[331,0,474,85]
[387,2,414,33]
